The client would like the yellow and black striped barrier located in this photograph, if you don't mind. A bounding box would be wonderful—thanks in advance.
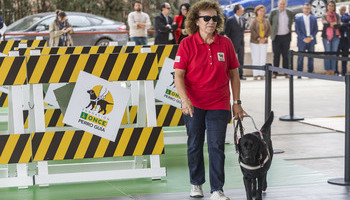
[0,40,47,55]
[18,45,123,56]
[124,45,178,67]
[0,92,8,107]
[26,53,158,84]
[0,134,32,164]
[0,56,27,86]
[0,55,28,107]
[155,104,184,127]
[31,128,164,161]
[0,127,164,164]
[121,106,138,125]
[23,106,138,128]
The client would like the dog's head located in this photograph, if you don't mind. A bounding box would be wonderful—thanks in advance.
[87,90,96,95]
[238,112,274,165]
[239,134,261,164]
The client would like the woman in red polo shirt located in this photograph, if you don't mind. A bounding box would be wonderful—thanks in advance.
[174,1,244,200]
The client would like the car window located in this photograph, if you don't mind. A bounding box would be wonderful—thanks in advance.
[67,15,91,27]
[36,16,55,30]
[101,18,116,25]
[89,17,103,25]
[7,15,44,31]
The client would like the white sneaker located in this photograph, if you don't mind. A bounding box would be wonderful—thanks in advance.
[210,190,230,200]
[190,185,204,198]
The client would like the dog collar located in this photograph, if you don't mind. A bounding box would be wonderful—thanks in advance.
[239,156,269,170]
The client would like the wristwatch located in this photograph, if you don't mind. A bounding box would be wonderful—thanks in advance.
[233,100,242,105]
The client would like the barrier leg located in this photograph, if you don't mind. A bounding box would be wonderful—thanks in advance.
[280,51,304,121]
[0,85,33,189]
[131,81,139,106]
[8,86,24,134]
[328,74,350,185]
[137,81,146,127]
[144,80,164,180]
[30,84,49,187]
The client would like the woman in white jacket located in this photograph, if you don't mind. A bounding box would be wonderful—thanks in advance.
[49,10,74,46]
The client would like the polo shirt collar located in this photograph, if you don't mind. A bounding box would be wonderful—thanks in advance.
[194,31,220,45]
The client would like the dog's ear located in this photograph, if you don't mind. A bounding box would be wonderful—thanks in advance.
[260,111,274,133]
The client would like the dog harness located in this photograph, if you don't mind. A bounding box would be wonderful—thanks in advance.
[234,117,271,170]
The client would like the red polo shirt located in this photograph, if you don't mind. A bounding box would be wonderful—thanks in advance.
[174,31,239,110]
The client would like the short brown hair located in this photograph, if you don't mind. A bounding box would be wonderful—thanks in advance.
[254,5,266,16]
[185,0,224,36]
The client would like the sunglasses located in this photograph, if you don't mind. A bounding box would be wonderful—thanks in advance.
[166,7,171,10]
[198,15,218,22]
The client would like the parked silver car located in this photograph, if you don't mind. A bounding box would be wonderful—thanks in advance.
[5,12,128,46]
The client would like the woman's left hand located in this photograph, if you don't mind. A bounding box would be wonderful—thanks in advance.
[232,104,246,120]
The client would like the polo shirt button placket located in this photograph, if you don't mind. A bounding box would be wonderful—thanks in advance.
[208,48,213,65]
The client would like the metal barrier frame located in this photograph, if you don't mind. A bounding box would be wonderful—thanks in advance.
[242,53,350,185]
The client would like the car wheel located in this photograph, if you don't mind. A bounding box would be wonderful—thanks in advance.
[310,0,327,18]
[243,8,255,30]
[96,39,112,46]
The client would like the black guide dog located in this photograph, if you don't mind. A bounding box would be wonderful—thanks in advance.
[86,90,113,115]
[234,112,274,200]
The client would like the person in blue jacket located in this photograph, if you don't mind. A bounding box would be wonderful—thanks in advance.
[295,3,318,78]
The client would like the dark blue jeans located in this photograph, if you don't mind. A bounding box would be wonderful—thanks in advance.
[323,37,340,71]
[297,43,315,73]
[130,37,148,45]
[183,107,230,192]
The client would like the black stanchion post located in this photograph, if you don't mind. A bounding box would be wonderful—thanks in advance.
[264,64,272,123]
[280,50,304,121]
[328,74,350,186]
[265,64,284,154]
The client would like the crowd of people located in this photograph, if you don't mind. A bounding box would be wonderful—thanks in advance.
[125,0,350,79]
[48,1,349,79]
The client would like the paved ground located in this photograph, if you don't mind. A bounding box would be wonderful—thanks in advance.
[80,77,350,199]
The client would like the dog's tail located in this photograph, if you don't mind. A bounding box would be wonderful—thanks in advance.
[260,111,274,137]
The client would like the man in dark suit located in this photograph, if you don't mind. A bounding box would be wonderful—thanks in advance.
[154,2,178,44]
[337,6,350,76]
[225,4,246,80]
[269,0,294,78]
[295,3,318,78]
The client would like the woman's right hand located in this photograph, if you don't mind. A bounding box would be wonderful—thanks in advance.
[182,99,193,117]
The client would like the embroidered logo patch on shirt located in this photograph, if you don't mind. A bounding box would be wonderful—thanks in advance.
[175,56,181,63]
[217,53,225,61]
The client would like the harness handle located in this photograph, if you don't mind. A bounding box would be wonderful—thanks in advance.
[233,115,264,153]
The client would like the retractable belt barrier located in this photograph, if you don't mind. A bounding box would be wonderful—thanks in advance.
[241,50,350,185]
